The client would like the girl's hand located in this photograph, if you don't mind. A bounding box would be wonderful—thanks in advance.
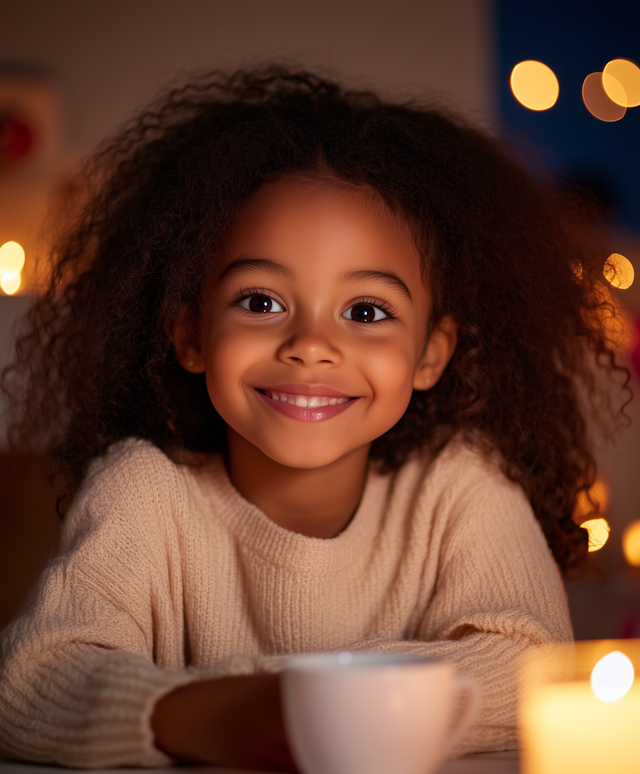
[151,673,297,771]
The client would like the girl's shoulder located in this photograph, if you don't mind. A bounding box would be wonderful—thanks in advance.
[390,434,531,521]
[81,437,181,495]
[67,438,190,535]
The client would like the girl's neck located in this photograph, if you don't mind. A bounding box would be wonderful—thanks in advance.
[225,428,371,538]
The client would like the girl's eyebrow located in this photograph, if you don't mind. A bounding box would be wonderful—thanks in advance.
[218,256,295,281]
[219,257,412,302]
[342,270,413,302]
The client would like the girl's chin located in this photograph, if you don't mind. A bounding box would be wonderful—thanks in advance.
[253,436,370,471]
[259,448,355,471]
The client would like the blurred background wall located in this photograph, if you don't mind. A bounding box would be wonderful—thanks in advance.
[0,0,638,636]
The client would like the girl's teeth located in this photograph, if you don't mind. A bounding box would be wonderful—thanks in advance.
[266,391,349,406]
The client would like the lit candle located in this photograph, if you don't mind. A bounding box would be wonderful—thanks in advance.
[520,641,640,774]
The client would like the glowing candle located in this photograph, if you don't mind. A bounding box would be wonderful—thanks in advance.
[520,641,640,774]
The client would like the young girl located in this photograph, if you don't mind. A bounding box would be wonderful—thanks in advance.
[0,67,627,770]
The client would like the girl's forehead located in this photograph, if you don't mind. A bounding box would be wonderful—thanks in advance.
[219,178,423,274]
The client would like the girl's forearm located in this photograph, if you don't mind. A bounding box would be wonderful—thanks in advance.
[151,673,297,771]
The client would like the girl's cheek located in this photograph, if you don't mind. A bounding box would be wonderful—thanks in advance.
[204,324,261,401]
[357,336,419,401]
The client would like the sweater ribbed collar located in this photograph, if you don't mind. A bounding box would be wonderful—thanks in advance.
[186,455,391,572]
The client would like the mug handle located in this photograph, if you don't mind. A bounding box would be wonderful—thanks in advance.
[441,674,481,754]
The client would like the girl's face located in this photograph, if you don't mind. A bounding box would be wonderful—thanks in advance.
[176,179,456,470]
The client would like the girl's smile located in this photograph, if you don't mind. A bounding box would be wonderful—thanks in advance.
[256,383,358,422]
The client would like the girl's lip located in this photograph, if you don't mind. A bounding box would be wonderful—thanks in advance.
[256,389,359,422]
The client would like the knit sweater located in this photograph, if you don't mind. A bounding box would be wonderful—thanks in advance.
[0,437,572,768]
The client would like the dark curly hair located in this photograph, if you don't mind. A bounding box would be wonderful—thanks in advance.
[2,66,630,574]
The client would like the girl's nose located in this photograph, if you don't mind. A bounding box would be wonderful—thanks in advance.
[277,320,342,368]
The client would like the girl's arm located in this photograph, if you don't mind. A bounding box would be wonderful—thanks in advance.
[0,441,294,771]
[151,673,295,770]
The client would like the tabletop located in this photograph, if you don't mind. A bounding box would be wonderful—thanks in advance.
[0,751,519,774]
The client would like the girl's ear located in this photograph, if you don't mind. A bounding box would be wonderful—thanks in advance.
[173,307,207,374]
[413,315,458,391]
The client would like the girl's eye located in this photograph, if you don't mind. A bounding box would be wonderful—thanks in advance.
[239,295,285,314]
[342,303,389,323]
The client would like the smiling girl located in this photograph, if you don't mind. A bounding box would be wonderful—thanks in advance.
[0,68,627,770]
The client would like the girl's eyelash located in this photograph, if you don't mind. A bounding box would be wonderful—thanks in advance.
[231,287,283,306]
[348,297,397,319]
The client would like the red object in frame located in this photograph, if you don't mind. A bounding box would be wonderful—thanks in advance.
[0,114,34,161]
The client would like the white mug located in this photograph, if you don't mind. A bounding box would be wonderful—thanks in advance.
[282,651,480,774]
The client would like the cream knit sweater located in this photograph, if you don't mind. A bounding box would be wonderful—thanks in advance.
[0,438,572,768]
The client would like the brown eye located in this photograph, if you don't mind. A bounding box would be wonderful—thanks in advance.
[240,295,284,313]
[344,303,388,323]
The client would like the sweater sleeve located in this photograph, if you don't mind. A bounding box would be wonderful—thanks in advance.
[0,441,196,769]
[345,454,573,757]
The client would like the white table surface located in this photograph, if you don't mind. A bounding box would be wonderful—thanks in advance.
[0,751,519,774]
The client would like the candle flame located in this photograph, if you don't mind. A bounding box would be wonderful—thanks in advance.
[591,651,635,702]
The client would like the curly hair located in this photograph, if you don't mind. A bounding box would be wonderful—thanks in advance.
[2,66,630,574]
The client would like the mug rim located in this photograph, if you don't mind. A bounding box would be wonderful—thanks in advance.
[284,651,446,671]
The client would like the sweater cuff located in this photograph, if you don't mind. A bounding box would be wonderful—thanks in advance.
[1,647,196,769]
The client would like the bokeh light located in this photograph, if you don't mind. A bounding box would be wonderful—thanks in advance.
[0,241,25,296]
[591,651,635,703]
[582,73,626,122]
[622,520,640,567]
[0,271,21,295]
[0,241,25,273]
[581,518,611,552]
[510,61,559,111]
[604,253,635,289]
[603,59,640,108]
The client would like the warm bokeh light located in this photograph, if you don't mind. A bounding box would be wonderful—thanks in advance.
[604,253,635,289]
[581,518,610,552]
[0,241,25,296]
[622,520,640,567]
[591,651,635,703]
[510,61,559,111]
[0,241,26,273]
[582,73,626,122]
[0,270,21,295]
[603,59,640,108]
[574,480,611,551]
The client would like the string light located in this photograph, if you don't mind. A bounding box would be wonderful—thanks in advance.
[582,73,626,122]
[622,521,640,567]
[581,518,611,552]
[0,241,25,295]
[510,61,559,111]
[602,59,640,108]
[574,480,610,552]
[604,253,634,290]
